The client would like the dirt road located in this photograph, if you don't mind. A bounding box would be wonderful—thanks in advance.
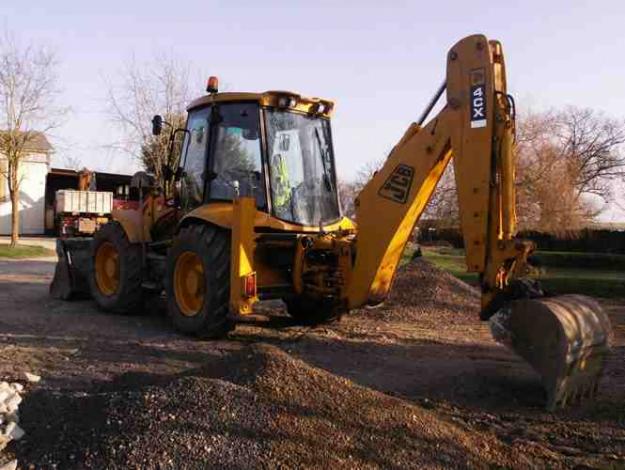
[0,256,623,468]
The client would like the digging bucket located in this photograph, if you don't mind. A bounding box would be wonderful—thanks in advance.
[491,295,612,410]
[49,238,93,300]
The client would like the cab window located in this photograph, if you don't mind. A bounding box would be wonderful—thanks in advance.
[179,107,210,211]
[207,103,266,208]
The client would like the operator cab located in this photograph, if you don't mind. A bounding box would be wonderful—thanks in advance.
[178,78,341,227]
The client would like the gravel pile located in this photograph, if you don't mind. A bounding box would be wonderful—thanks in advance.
[355,258,480,324]
[11,344,538,469]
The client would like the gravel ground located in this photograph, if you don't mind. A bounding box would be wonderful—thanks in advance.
[13,345,535,469]
[0,257,623,469]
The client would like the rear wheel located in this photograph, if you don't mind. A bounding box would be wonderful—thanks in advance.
[89,221,144,313]
[166,224,233,338]
[285,295,341,325]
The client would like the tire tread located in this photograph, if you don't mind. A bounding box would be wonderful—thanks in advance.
[89,221,144,314]
[166,224,233,338]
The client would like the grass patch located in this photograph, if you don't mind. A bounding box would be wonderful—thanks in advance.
[0,244,55,259]
[419,247,478,284]
[420,246,625,298]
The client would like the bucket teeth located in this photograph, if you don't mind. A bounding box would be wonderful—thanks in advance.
[551,377,600,409]
[547,365,606,410]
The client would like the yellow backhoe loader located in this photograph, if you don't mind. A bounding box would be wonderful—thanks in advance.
[50,35,611,410]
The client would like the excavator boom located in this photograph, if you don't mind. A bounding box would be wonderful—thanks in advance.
[345,34,611,409]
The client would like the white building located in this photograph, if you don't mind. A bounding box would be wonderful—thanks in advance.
[0,133,52,235]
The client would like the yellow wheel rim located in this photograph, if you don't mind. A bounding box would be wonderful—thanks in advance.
[174,251,205,316]
[95,242,119,296]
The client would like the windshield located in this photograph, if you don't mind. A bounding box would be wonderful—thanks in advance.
[265,109,340,225]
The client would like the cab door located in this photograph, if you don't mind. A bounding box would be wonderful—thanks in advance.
[204,102,267,210]
[179,106,211,212]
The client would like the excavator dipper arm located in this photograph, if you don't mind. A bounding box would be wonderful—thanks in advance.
[346,34,611,409]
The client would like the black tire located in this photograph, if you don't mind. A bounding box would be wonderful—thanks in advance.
[89,221,145,314]
[165,224,233,339]
[285,295,341,325]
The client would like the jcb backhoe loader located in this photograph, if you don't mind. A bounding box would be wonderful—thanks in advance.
[50,34,611,410]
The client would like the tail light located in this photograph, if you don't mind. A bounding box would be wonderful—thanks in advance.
[243,272,257,298]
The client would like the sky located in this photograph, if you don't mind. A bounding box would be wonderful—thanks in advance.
[1,0,625,221]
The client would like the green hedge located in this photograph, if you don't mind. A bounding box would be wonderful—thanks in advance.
[538,275,625,299]
[419,228,625,254]
[531,251,625,270]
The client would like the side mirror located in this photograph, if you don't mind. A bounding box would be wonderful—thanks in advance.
[152,115,163,135]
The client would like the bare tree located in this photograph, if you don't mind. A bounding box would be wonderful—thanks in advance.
[106,53,190,196]
[516,107,625,232]
[337,178,358,218]
[62,155,83,171]
[334,158,386,220]
[0,31,64,246]
[423,165,458,228]
[560,107,625,197]
[354,158,385,193]
[418,107,625,234]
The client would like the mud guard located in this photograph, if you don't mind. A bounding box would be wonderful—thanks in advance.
[49,238,93,300]
[490,295,612,410]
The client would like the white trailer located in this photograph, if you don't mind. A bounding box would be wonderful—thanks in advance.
[55,189,114,236]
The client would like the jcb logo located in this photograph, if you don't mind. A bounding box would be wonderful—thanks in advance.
[379,164,414,204]
[470,84,486,128]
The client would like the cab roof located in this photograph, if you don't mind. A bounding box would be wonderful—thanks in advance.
[187,90,335,117]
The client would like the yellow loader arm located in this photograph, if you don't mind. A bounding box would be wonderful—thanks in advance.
[346,34,611,409]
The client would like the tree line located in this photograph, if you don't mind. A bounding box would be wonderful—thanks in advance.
[340,108,625,235]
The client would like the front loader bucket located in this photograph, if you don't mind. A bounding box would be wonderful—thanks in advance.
[49,238,93,300]
[490,295,612,410]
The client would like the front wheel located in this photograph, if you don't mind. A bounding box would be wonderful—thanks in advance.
[165,224,233,338]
